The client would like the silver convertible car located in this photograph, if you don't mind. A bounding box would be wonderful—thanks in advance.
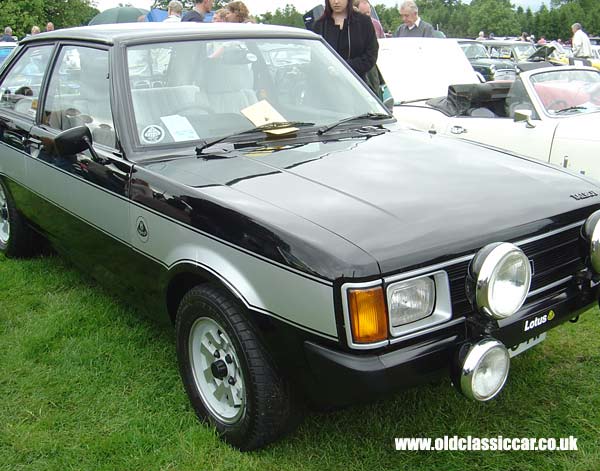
[2,24,600,450]
[378,38,600,180]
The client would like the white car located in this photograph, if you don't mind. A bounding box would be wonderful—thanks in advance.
[378,38,600,179]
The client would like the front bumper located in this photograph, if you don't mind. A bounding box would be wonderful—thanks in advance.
[303,281,598,407]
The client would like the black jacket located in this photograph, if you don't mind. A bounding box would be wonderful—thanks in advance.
[182,10,204,22]
[313,12,378,80]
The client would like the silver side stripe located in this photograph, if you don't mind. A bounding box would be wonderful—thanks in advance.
[1,158,339,340]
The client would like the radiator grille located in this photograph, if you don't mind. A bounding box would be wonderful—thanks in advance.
[447,225,585,317]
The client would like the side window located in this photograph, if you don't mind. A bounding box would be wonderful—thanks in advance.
[0,45,53,118]
[42,46,115,148]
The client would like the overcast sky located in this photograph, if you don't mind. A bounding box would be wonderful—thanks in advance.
[93,1,548,15]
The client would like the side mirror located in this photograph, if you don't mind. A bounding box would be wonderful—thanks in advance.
[514,109,535,128]
[54,125,93,155]
[54,125,101,161]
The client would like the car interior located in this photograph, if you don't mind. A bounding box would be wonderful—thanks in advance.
[125,39,369,146]
[426,80,537,119]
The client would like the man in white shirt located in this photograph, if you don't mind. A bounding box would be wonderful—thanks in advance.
[572,23,592,58]
[164,0,183,22]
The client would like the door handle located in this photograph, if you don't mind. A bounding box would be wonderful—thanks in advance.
[450,125,467,135]
[24,136,42,148]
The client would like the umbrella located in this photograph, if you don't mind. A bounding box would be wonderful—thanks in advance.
[89,7,149,26]
[146,9,168,22]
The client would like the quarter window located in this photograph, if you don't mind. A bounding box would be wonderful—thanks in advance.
[42,46,115,148]
[0,45,53,118]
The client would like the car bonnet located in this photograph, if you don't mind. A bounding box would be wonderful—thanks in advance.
[377,38,480,104]
[145,128,600,273]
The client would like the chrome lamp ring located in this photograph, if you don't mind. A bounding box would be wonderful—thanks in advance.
[474,242,531,320]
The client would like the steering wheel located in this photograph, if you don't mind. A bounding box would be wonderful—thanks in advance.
[546,99,568,111]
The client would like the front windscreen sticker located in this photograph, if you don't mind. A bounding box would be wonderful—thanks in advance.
[241,100,298,135]
[160,114,199,142]
[141,125,165,144]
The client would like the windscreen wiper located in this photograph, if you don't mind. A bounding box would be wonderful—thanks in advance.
[317,112,392,135]
[397,97,436,105]
[555,106,587,114]
[196,121,315,156]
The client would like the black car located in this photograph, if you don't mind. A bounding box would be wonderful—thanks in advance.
[1,23,600,450]
[458,39,516,81]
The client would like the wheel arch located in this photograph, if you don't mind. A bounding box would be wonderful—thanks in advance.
[165,261,248,325]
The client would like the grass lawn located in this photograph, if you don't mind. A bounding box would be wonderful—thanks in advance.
[1,254,599,471]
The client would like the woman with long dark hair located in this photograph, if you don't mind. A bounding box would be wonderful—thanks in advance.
[312,0,378,84]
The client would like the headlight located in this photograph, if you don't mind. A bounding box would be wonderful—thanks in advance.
[472,243,531,319]
[388,276,435,327]
[584,210,600,273]
[459,338,510,401]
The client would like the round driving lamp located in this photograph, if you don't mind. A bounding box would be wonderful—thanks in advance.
[583,210,600,273]
[459,338,510,401]
[471,242,531,320]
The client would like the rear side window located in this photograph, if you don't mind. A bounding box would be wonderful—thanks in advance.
[0,45,53,118]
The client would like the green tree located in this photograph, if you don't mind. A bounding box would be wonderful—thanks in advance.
[374,5,401,35]
[258,4,304,29]
[0,0,98,37]
[467,0,519,38]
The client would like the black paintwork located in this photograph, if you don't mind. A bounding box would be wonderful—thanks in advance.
[458,40,515,81]
[1,25,600,405]
[135,129,600,279]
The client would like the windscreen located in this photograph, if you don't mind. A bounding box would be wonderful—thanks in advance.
[126,38,384,146]
[530,69,600,115]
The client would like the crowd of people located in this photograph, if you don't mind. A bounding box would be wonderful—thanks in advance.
[161,0,251,24]
[476,21,594,60]
[1,22,54,42]
[459,21,597,62]
[1,0,594,76]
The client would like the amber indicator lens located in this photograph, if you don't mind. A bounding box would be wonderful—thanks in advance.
[348,287,388,343]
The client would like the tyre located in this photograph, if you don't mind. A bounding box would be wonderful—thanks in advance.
[176,284,297,450]
[0,178,34,257]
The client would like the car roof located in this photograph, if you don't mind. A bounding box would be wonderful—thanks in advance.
[20,22,317,46]
[0,42,16,47]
